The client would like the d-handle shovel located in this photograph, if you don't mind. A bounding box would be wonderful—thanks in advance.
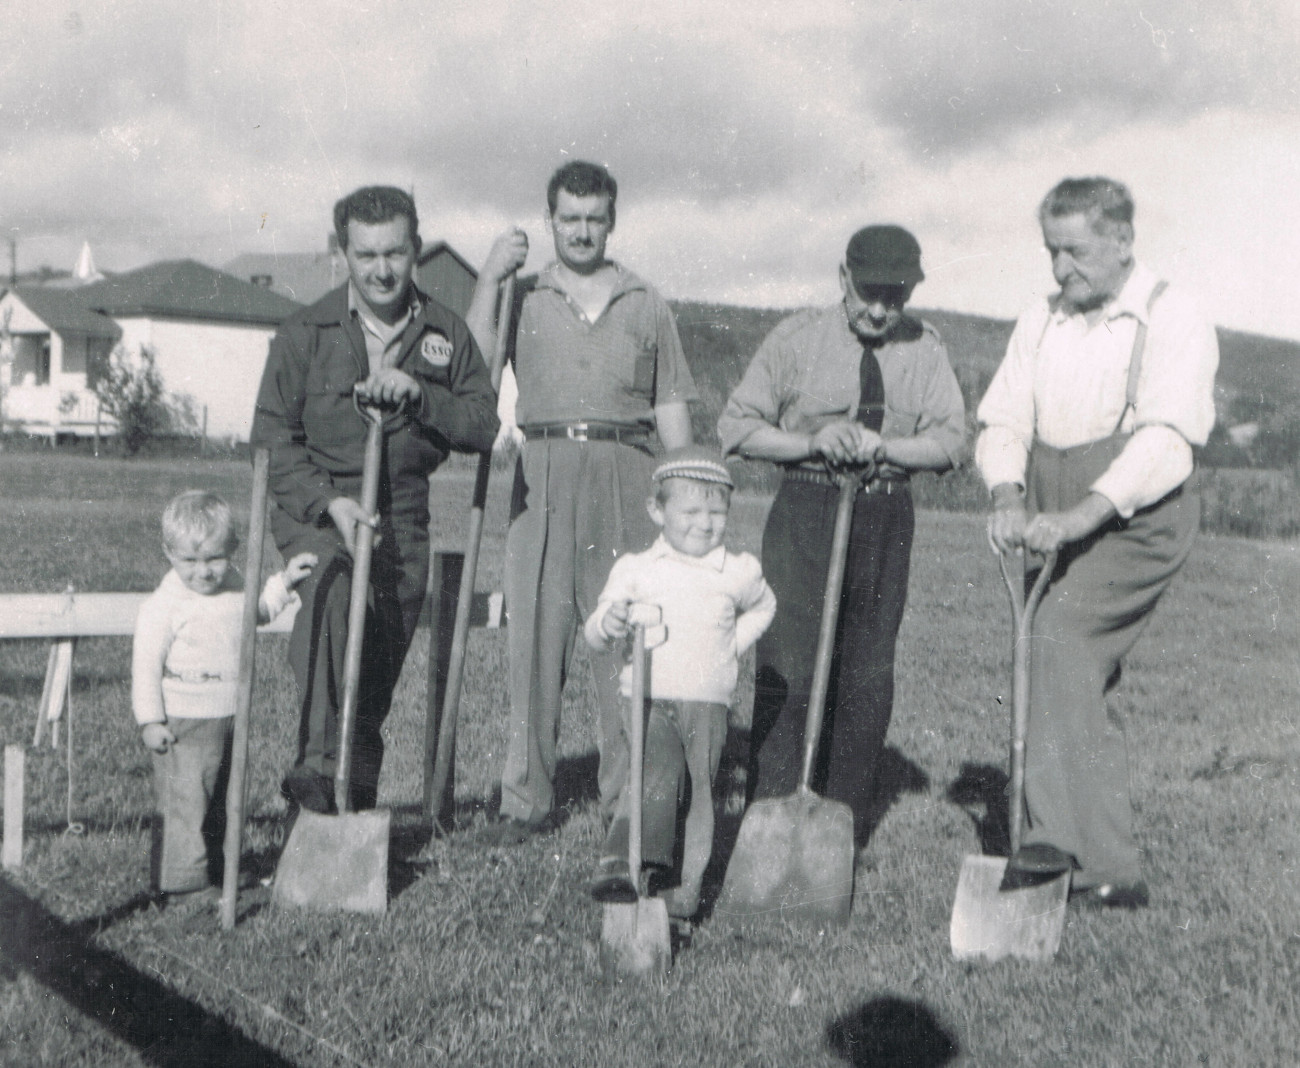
[950,550,1063,962]
[273,393,390,914]
[715,471,861,927]
[600,612,672,979]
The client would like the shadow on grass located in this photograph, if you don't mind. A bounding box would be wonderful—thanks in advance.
[825,996,960,1067]
[695,739,929,920]
[945,762,1010,856]
[0,876,295,1067]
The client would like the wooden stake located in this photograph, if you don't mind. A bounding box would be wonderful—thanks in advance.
[3,745,24,870]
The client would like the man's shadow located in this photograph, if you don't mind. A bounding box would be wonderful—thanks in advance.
[1,876,295,1067]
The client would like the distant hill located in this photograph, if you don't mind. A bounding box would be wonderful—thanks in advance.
[669,299,1300,467]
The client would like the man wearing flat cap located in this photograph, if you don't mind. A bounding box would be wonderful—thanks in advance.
[718,225,966,843]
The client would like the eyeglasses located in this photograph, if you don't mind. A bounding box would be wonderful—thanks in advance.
[850,282,908,308]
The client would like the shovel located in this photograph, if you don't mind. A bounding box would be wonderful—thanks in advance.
[600,618,672,979]
[950,550,1064,962]
[715,472,858,927]
[273,394,390,914]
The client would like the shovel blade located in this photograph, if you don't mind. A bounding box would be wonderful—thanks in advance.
[272,808,390,914]
[600,897,671,980]
[950,854,1068,962]
[715,792,854,927]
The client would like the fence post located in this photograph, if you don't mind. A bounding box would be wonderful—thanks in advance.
[3,745,23,870]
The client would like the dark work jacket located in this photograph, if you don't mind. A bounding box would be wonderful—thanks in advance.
[251,284,499,547]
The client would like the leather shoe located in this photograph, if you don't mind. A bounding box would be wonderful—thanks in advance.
[1006,843,1073,875]
[280,766,335,815]
[1071,881,1149,910]
[588,857,637,904]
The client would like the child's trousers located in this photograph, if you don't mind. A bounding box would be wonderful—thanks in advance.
[603,699,728,920]
[150,717,232,894]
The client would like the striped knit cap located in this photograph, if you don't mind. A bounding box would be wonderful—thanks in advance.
[652,445,734,488]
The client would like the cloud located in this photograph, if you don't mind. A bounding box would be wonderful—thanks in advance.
[855,0,1300,157]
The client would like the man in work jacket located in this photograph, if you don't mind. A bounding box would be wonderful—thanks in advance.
[252,185,498,813]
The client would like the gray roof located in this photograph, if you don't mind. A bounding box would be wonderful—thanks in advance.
[225,241,477,307]
[74,259,301,325]
[5,286,122,339]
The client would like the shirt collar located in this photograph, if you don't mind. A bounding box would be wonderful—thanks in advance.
[347,280,419,337]
[646,534,728,572]
[534,260,646,300]
[1049,260,1159,325]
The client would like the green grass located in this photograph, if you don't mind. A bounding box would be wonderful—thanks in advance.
[2,455,1298,1067]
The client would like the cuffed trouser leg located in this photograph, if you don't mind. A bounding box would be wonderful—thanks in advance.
[500,440,655,823]
[749,480,913,840]
[281,522,426,809]
[1022,491,1199,888]
[151,717,232,894]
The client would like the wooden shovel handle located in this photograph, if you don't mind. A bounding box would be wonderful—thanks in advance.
[627,623,647,880]
[1000,550,1057,854]
[221,447,269,930]
[798,474,858,792]
[335,401,385,814]
[427,273,515,825]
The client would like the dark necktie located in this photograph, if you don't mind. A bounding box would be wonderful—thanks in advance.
[856,344,885,433]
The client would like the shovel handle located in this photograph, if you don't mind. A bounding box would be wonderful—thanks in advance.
[221,447,269,930]
[426,273,516,825]
[798,474,858,791]
[335,400,385,814]
[627,623,647,881]
[1000,550,1057,853]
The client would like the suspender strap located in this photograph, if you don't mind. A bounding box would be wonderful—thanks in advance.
[1123,279,1169,415]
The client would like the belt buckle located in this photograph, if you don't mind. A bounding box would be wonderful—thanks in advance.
[567,424,588,442]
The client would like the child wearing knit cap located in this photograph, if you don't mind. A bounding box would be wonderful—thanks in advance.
[584,446,775,934]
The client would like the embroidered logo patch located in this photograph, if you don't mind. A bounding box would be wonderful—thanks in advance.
[421,331,453,367]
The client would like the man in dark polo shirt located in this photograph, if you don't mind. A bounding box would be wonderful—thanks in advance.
[253,186,498,814]
[468,161,697,841]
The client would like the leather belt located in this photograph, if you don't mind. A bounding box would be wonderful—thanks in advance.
[781,465,909,495]
[522,423,650,445]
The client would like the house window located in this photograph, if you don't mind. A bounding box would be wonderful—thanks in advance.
[13,334,51,386]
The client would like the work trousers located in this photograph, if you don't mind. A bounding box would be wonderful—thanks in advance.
[150,716,232,894]
[500,438,657,823]
[602,699,729,920]
[1023,440,1199,888]
[749,478,914,841]
[278,519,427,810]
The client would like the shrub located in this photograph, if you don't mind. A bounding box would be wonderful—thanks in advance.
[92,344,190,455]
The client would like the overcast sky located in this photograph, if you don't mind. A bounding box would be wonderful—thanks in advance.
[5,0,1299,339]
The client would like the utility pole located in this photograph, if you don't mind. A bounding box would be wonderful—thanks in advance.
[7,232,15,287]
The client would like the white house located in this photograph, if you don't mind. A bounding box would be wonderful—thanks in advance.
[2,260,302,442]
[0,287,121,438]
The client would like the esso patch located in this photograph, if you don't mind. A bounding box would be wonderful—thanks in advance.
[421,331,454,368]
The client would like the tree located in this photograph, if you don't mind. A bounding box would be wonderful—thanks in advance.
[92,344,174,455]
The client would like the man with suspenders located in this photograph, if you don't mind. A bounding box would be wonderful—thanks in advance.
[977,176,1219,906]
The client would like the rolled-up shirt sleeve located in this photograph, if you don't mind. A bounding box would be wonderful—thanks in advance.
[974,305,1044,492]
[717,327,788,457]
[913,336,968,468]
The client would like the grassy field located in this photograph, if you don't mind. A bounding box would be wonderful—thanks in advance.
[1,454,1298,1067]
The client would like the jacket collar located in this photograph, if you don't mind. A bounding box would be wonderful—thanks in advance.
[302,282,429,326]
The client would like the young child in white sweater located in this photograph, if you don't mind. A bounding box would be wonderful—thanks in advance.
[132,490,314,905]
[584,447,776,932]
